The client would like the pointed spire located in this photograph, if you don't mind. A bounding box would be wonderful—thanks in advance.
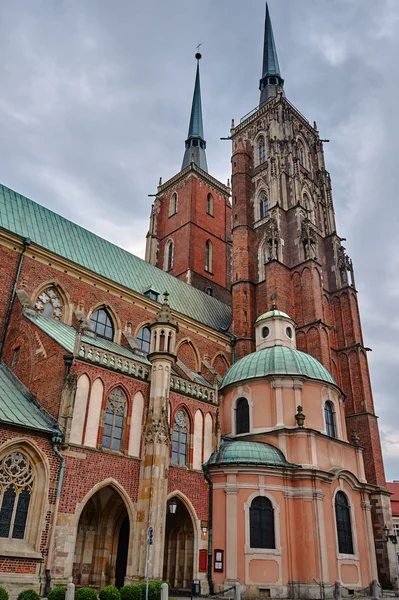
[182,53,208,173]
[259,3,284,105]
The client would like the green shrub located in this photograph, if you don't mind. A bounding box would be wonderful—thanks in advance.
[48,587,67,600]
[75,588,97,600]
[0,587,9,600]
[17,591,40,600]
[120,586,141,600]
[147,581,163,600]
[99,587,120,600]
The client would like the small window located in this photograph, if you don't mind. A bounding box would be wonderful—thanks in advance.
[262,327,270,338]
[205,240,213,273]
[165,240,173,271]
[270,77,277,85]
[0,452,33,540]
[35,286,64,320]
[325,401,336,438]
[11,347,20,369]
[298,141,305,166]
[286,327,292,339]
[102,387,127,452]
[207,193,214,216]
[335,491,354,554]
[259,192,269,220]
[258,136,266,164]
[144,289,159,302]
[172,409,188,466]
[236,398,249,434]
[136,326,151,353]
[90,308,114,341]
[206,287,213,296]
[250,496,275,549]
[169,193,178,216]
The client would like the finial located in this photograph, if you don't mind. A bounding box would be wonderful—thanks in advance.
[195,43,202,61]
[295,405,306,428]
[163,291,170,305]
[270,292,278,310]
[227,178,230,188]
[158,176,162,186]
[231,118,235,129]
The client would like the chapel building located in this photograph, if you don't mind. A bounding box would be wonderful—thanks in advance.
[0,3,397,599]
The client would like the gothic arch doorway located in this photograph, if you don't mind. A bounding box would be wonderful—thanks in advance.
[163,496,195,592]
[73,486,130,589]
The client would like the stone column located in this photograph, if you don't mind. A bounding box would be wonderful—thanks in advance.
[225,475,238,582]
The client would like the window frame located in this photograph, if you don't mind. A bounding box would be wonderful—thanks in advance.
[257,136,266,165]
[324,400,336,438]
[171,409,189,467]
[249,496,275,550]
[205,240,213,273]
[244,491,281,556]
[235,397,250,435]
[258,192,269,221]
[334,490,355,557]
[206,193,214,216]
[136,326,151,353]
[101,387,127,453]
[165,240,174,271]
[89,308,114,341]
[169,192,178,216]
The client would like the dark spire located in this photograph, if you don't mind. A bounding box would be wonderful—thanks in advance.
[182,53,208,173]
[259,3,284,105]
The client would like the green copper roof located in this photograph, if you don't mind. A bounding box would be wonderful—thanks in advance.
[0,362,61,435]
[0,184,230,331]
[259,3,284,104]
[182,57,208,172]
[255,309,291,322]
[24,313,151,364]
[221,346,335,389]
[206,438,298,469]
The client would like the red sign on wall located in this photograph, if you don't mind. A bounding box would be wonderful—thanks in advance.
[199,549,207,572]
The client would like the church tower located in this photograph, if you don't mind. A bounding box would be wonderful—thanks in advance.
[230,3,396,585]
[145,54,232,303]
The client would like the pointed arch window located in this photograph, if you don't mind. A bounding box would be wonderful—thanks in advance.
[207,193,214,216]
[102,387,127,452]
[259,192,269,220]
[258,136,266,164]
[235,397,249,434]
[90,308,114,341]
[250,496,275,549]
[205,240,213,273]
[298,140,305,167]
[35,286,64,320]
[335,491,354,554]
[172,409,188,466]
[169,192,178,216]
[324,401,336,438]
[0,452,34,540]
[136,326,151,353]
[165,240,173,271]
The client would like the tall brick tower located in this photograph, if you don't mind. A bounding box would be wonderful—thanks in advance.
[145,53,232,303]
[230,3,397,585]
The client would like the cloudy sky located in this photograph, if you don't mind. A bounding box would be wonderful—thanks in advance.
[1,0,398,479]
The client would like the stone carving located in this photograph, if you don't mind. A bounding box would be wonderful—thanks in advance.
[144,408,171,446]
[263,217,279,262]
[338,245,355,288]
[301,217,317,260]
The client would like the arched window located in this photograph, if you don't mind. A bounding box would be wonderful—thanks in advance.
[102,387,127,451]
[169,192,178,216]
[335,491,354,554]
[0,451,34,540]
[324,401,336,438]
[259,192,269,220]
[298,140,305,167]
[35,286,64,320]
[172,409,188,466]
[206,193,214,216]
[236,398,249,434]
[165,240,173,271]
[205,240,213,272]
[90,308,114,341]
[258,136,266,164]
[250,496,275,549]
[136,326,151,353]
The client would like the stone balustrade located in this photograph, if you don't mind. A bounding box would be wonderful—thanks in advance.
[170,375,216,403]
[78,342,150,380]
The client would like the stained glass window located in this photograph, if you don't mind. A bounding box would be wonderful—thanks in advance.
[0,452,33,540]
[335,492,354,554]
[35,286,63,320]
[90,308,114,341]
[250,496,275,549]
[172,410,188,466]
[102,388,127,452]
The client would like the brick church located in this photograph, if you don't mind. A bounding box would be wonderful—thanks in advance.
[0,4,397,598]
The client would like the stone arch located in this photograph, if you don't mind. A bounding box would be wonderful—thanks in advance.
[176,338,201,373]
[0,438,50,554]
[84,377,104,448]
[71,478,135,587]
[70,373,90,445]
[31,280,72,324]
[211,352,230,378]
[87,302,122,344]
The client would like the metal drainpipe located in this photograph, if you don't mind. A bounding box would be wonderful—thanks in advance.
[45,436,66,594]
[203,467,214,595]
[0,237,31,360]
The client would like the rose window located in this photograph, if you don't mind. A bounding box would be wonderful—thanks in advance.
[35,287,63,320]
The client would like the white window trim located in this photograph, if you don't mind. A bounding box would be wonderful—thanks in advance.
[244,490,281,555]
[332,483,359,561]
[231,394,252,436]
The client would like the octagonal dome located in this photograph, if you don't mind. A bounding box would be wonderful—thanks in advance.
[221,345,335,389]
